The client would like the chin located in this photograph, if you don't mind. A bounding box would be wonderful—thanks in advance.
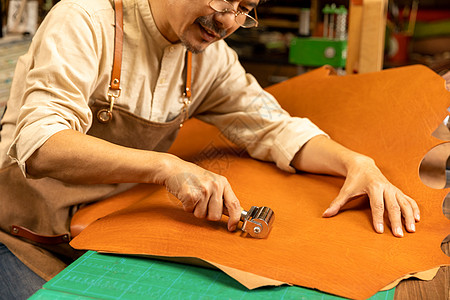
[180,24,220,54]
[180,37,212,54]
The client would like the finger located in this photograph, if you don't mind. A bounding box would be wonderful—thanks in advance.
[192,187,210,219]
[181,196,196,213]
[175,173,202,213]
[368,189,385,234]
[384,191,404,237]
[322,189,350,218]
[180,186,199,213]
[207,189,223,221]
[398,195,416,233]
[405,194,420,222]
[223,184,241,231]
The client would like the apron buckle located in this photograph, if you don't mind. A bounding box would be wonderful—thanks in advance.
[97,88,121,123]
[97,109,113,123]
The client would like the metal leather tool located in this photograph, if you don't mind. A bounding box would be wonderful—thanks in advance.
[224,206,275,238]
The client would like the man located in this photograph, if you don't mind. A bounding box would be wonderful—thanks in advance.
[0,0,419,298]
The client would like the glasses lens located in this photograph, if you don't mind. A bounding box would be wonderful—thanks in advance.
[209,0,258,28]
[238,15,258,28]
[210,0,233,12]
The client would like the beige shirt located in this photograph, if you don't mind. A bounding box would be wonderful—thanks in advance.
[0,0,327,176]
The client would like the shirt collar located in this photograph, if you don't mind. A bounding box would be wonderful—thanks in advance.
[136,0,176,49]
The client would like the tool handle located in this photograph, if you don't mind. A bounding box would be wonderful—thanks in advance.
[222,206,246,222]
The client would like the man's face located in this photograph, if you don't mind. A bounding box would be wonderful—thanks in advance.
[163,0,259,53]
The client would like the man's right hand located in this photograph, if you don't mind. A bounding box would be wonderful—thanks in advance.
[26,129,242,231]
[163,158,241,231]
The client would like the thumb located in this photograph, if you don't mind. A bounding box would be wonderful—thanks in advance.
[322,192,349,218]
[223,185,241,232]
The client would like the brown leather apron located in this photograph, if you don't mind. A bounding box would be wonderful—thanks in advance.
[0,0,191,280]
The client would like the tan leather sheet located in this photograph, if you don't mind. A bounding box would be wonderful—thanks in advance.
[71,65,450,299]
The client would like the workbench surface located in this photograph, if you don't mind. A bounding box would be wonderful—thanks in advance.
[30,251,395,299]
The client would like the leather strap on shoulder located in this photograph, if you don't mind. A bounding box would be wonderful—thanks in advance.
[110,0,123,92]
[185,51,192,100]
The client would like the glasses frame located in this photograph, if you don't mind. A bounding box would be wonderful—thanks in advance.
[208,0,259,28]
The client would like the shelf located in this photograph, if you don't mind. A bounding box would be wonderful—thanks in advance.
[257,6,303,15]
[258,19,299,29]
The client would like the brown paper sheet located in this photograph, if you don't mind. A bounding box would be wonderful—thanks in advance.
[71,65,450,299]
[381,267,440,291]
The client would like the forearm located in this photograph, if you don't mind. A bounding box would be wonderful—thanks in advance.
[26,129,242,230]
[26,129,178,185]
[291,135,375,177]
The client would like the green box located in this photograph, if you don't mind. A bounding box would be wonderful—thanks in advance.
[289,37,347,68]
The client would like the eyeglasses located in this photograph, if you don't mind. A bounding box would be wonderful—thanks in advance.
[208,0,258,28]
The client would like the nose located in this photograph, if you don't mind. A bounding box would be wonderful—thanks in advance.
[213,11,237,31]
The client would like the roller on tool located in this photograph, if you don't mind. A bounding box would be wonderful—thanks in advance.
[224,206,275,239]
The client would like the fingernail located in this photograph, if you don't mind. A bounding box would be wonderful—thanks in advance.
[377,224,384,233]
[410,223,415,232]
[415,214,420,221]
[229,225,236,232]
[396,228,404,237]
[322,208,331,216]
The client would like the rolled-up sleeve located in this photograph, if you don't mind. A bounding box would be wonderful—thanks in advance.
[7,2,102,176]
[194,44,328,173]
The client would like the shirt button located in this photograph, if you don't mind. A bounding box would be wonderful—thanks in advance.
[169,47,174,53]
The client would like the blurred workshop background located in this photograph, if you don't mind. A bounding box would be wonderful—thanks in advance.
[0,0,449,106]
[225,0,450,87]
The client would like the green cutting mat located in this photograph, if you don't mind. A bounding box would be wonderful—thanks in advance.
[30,251,395,300]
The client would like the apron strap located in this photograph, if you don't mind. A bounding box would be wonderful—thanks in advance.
[97,0,123,123]
[110,0,123,95]
[181,51,192,126]
[99,0,192,124]
[11,225,70,244]
[108,0,192,101]
[185,50,192,100]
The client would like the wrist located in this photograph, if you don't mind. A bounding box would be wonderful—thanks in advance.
[142,152,181,185]
[342,154,376,175]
